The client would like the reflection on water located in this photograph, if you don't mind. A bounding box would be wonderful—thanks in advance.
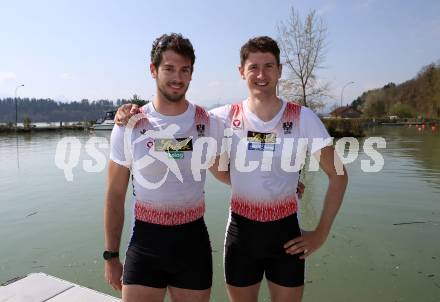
[376,126,440,189]
[0,127,439,301]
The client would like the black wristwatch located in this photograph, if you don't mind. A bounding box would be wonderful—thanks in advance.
[103,251,119,260]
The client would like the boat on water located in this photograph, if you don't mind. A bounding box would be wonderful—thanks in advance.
[92,111,116,130]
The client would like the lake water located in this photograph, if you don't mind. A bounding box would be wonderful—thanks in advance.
[0,126,439,301]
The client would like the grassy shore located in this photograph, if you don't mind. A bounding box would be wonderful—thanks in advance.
[322,118,367,137]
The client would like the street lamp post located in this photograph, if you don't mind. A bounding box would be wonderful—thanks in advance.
[340,81,354,107]
[15,84,24,127]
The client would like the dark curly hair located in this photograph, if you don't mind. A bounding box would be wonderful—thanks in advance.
[150,33,196,72]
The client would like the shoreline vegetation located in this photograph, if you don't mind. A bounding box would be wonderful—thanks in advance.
[0,121,93,133]
[2,62,438,137]
[3,101,438,136]
[322,118,366,137]
[322,117,439,137]
[1,88,438,136]
[1,118,438,136]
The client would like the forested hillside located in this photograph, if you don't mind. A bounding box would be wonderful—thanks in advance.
[352,63,440,118]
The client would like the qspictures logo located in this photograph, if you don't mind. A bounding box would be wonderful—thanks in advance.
[54,117,386,188]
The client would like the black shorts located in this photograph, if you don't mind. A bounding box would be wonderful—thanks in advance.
[224,212,305,288]
[123,217,212,290]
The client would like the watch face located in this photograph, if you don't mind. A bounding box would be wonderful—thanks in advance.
[103,251,118,260]
[103,251,110,260]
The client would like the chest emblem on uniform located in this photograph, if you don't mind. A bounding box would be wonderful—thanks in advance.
[146,140,154,149]
[283,122,293,134]
[196,124,205,137]
[232,119,242,129]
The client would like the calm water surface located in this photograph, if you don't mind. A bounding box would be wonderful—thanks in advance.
[0,127,439,301]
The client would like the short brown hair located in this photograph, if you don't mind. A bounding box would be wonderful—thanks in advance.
[150,33,196,71]
[240,36,280,66]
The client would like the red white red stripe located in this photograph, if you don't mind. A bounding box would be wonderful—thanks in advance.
[282,102,301,125]
[230,194,298,222]
[194,105,209,125]
[135,199,205,225]
[230,103,243,120]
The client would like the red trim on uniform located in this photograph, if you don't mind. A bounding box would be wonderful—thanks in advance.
[229,103,244,129]
[195,105,209,125]
[230,103,243,120]
[230,195,297,222]
[135,199,205,225]
[282,102,301,125]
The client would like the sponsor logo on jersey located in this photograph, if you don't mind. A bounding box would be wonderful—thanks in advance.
[146,140,154,149]
[154,137,193,152]
[167,151,185,159]
[247,142,276,151]
[232,119,242,129]
[247,131,277,144]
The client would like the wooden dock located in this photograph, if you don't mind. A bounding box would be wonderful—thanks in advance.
[0,273,120,301]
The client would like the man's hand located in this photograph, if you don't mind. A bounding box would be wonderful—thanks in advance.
[104,259,123,291]
[283,230,328,260]
[114,103,140,126]
[285,146,347,260]
[296,181,305,199]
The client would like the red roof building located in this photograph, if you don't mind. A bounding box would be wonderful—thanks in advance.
[329,106,362,118]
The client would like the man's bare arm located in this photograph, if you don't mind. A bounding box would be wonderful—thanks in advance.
[284,146,348,259]
[104,160,130,251]
[208,155,231,185]
[103,160,130,291]
[314,146,348,234]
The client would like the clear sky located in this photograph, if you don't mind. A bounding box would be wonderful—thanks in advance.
[1,0,439,108]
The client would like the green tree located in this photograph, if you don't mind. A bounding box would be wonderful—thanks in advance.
[390,103,413,118]
[130,94,148,107]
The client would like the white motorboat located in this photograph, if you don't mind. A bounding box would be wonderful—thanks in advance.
[92,111,116,130]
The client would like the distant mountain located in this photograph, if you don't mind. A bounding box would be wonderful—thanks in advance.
[351,62,440,118]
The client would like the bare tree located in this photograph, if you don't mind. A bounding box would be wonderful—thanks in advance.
[277,7,329,109]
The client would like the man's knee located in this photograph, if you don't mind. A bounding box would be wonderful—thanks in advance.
[226,283,261,302]
[267,281,304,302]
[122,284,166,302]
[168,286,211,302]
